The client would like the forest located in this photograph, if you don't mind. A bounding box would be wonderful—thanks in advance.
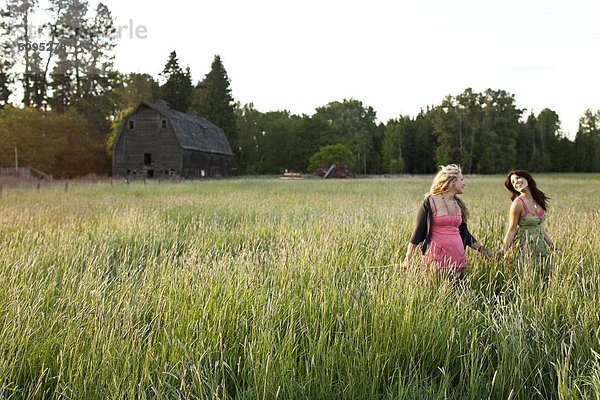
[1,0,599,177]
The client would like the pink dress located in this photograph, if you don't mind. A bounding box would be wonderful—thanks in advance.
[422,198,467,270]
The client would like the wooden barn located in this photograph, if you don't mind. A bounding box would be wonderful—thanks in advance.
[112,101,233,178]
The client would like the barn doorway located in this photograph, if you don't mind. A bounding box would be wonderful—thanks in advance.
[147,169,154,178]
[144,153,152,166]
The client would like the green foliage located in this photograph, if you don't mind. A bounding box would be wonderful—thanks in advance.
[432,88,521,173]
[159,51,193,112]
[255,111,305,174]
[47,0,116,111]
[383,110,436,174]
[0,0,120,144]
[0,67,10,108]
[555,136,575,172]
[521,108,569,172]
[574,109,600,172]
[235,103,328,174]
[0,1,10,102]
[114,72,160,110]
[411,110,437,173]
[105,106,133,155]
[25,52,46,109]
[0,107,109,177]
[382,117,407,173]
[518,113,537,169]
[234,103,261,174]
[308,143,354,171]
[534,108,560,171]
[189,55,237,150]
[232,92,595,175]
[74,82,121,137]
[1,0,40,107]
[314,99,381,173]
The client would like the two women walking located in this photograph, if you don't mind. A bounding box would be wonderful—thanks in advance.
[403,164,555,279]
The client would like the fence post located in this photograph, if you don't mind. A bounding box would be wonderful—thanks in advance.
[65,182,69,192]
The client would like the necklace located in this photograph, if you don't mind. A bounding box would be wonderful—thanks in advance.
[441,194,460,226]
[521,195,538,210]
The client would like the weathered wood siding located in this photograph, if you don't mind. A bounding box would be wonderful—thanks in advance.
[113,108,183,177]
[182,150,232,177]
[113,103,234,178]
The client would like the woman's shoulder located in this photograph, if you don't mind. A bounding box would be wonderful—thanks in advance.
[511,196,525,204]
[425,194,439,208]
[510,197,525,211]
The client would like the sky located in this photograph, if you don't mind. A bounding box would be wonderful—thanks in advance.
[99,0,600,139]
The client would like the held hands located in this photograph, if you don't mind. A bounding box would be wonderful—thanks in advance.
[476,246,493,259]
[475,246,509,260]
[495,248,507,260]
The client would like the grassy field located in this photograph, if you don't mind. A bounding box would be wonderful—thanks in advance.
[0,174,599,399]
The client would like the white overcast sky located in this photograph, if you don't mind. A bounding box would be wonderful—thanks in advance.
[99,0,600,139]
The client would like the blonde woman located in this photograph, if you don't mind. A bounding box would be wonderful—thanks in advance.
[403,164,490,278]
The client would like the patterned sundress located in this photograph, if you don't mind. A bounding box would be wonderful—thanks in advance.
[505,198,551,268]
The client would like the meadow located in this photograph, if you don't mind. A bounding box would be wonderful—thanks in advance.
[0,174,599,399]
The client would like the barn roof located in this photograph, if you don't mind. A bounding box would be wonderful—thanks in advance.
[138,101,233,156]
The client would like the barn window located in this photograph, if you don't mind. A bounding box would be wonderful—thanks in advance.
[169,169,175,175]
[161,118,167,129]
[144,153,152,166]
[128,120,134,129]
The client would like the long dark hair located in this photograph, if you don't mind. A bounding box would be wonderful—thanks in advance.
[504,169,550,210]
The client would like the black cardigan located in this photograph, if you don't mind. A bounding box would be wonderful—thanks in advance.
[409,196,477,255]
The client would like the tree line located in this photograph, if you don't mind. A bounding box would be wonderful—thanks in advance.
[1,0,599,177]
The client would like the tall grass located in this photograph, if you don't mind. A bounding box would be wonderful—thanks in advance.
[0,175,598,399]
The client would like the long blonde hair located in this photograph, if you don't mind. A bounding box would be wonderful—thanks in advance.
[427,164,469,221]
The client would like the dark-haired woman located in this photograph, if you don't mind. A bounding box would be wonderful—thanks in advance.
[502,169,555,275]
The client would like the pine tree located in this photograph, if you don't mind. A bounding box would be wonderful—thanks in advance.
[535,108,560,172]
[520,113,537,170]
[0,4,13,108]
[27,50,46,108]
[159,51,192,112]
[0,71,10,108]
[382,117,407,173]
[2,0,43,107]
[574,110,600,172]
[190,55,237,148]
[49,0,116,101]
[413,109,436,174]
